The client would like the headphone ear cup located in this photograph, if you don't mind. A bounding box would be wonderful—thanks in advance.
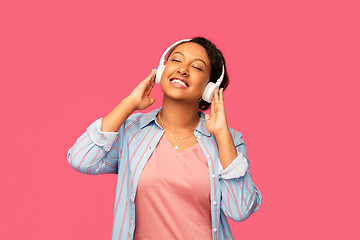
[155,63,164,84]
[202,82,218,103]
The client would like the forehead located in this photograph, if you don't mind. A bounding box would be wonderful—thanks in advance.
[171,42,209,63]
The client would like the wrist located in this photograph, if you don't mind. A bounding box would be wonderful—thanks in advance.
[213,127,230,138]
[123,96,137,112]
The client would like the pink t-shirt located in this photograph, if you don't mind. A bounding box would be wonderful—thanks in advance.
[134,134,212,240]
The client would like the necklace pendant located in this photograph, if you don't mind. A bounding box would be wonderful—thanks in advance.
[174,146,179,150]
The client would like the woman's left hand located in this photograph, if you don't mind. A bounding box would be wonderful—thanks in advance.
[205,88,229,136]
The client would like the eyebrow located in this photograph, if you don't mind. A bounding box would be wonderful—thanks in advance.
[172,51,207,67]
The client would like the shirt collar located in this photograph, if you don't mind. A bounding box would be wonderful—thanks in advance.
[139,107,211,137]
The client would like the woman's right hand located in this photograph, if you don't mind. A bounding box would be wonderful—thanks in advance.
[126,69,157,111]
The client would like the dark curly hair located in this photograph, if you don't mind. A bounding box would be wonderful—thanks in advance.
[165,37,229,110]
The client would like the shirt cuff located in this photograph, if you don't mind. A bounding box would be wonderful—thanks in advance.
[86,118,119,152]
[218,151,249,179]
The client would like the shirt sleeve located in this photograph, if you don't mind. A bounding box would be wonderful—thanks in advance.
[66,118,122,175]
[219,129,262,222]
[86,118,119,152]
[218,151,248,179]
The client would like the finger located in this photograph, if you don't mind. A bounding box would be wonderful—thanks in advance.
[219,88,224,104]
[144,69,155,82]
[149,82,155,93]
[149,97,156,105]
[150,69,156,82]
[214,88,219,104]
[145,79,155,95]
[143,75,154,93]
[210,97,215,116]
[149,75,155,86]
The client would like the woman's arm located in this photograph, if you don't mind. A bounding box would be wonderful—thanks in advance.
[101,69,157,132]
[214,129,237,169]
[205,88,262,221]
[67,118,121,174]
[217,131,262,222]
[205,88,246,173]
[67,69,157,174]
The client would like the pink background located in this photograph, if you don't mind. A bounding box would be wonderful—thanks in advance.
[1,0,359,239]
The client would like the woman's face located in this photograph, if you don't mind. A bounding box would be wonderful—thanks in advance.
[160,42,211,104]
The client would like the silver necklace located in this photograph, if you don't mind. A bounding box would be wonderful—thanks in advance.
[158,110,200,150]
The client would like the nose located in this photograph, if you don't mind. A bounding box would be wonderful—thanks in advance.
[177,64,189,76]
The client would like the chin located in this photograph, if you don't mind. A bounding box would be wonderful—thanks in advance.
[163,91,187,101]
[163,92,200,106]
[161,81,201,103]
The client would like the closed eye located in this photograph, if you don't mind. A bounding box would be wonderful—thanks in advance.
[193,66,203,71]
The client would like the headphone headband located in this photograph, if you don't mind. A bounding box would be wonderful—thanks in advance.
[159,39,192,65]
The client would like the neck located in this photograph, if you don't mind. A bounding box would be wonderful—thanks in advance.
[159,96,200,131]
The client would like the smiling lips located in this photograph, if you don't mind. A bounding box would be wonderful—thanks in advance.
[169,77,189,88]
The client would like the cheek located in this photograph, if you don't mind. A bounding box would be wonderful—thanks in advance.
[200,74,211,89]
[193,76,210,96]
[161,64,174,79]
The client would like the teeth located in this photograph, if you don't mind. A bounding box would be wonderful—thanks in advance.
[171,79,187,87]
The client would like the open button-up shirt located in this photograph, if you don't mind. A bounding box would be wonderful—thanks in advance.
[67,107,262,240]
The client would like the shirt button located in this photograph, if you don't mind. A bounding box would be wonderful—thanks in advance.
[206,154,210,158]
[212,174,215,178]
[213,201,217,205]
[197,135,201,139]
[213,228,217,232]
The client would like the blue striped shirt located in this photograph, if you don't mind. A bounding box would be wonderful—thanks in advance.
[67,107,262,240]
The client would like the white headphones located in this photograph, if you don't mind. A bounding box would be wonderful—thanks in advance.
[155,39,225,103]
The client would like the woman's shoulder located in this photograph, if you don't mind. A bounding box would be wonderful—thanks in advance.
[125,111,143,123]
[122,112,143,130]
[123,108,160,132]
